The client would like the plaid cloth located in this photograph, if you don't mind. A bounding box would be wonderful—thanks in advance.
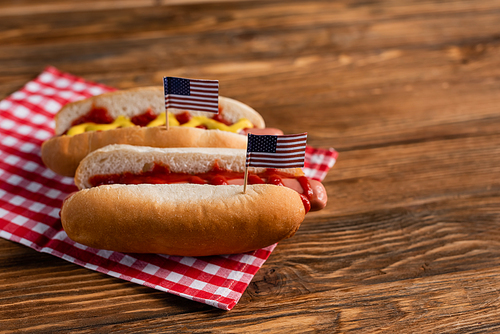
[0,67,338,310]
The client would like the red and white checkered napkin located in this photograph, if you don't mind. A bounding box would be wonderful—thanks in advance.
[0,67,338,310]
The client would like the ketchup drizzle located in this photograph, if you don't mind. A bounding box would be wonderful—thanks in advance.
[298,176,313,200]
[297,176,312,213]
[267,174,284,187]
[211,175,228,185]
[299,194,311,213]
[89,163,312,212]
[130,108,157,126]
[69,106,235,129]
[212,113,232,126]
[175,111,191,124]
[71,107,114,126]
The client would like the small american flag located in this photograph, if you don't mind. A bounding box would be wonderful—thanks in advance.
[163,76,219,113]
[246,133,308,168]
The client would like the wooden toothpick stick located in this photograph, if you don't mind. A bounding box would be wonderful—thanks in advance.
[243,166,249,194]
[165,108,169,131]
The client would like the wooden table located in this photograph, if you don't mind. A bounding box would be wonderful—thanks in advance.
[1,0,500,332]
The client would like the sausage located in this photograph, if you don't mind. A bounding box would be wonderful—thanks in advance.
[243,128,284,136]
[309,180,327,211]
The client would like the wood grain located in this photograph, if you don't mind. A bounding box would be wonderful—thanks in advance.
[1,0,500,332]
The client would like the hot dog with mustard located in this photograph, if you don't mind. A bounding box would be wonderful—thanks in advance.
[41,87,282,177]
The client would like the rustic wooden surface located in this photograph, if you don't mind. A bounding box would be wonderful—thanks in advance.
[1,0,500,332]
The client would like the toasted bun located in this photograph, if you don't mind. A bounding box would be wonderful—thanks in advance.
[61,184,305,256]
[55,86,265,135]
[41,127,248,177]
[75,145,304,189]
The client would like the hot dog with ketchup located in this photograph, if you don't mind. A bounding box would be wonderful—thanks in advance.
[74,145,327,212]
[41,86,283,177]
[61,145,326,256]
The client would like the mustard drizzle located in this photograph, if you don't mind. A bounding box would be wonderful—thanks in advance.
[65,113,254,136]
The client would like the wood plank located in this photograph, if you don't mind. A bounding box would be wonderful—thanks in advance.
[0,0,256,17]
[2,1,500,63]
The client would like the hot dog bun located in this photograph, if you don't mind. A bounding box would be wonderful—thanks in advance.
[75,145,303,190]
[61,183,305,256]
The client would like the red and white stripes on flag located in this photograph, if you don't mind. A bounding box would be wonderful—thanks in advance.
[163,76,219,113]
[246,133,307,168]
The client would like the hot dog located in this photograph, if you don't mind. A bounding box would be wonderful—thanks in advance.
[61,184,304,256]
[41,86,282,177]
[61,145,320,256]
[74,145,327,211]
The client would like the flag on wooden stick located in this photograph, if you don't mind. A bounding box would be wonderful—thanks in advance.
[243,133,307,192]
[246,133,307,168]
[163,76,219,113]
[163,76,219,130]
